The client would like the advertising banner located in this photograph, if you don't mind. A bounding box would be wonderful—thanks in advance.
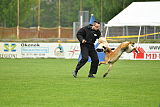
[63,43,80,59]
[132,44,160,60]
[108,43,160,60]
[0,43,20,58]
[0,42,159,60]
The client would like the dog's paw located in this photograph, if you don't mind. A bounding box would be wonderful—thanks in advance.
[103,73,108,78]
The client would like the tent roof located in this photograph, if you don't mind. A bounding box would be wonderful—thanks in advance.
[106,2,160,26]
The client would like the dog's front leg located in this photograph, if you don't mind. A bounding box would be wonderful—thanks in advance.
[133,48,138,53]
[103,63,113,78]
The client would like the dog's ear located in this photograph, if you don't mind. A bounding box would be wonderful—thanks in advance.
[129,41,135,47]
[129,41,135,45]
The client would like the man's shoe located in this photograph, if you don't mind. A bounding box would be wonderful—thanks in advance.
[88,74,95,78]
[72,71,77,78]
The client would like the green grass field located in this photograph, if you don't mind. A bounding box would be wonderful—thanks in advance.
[0,59,159,107]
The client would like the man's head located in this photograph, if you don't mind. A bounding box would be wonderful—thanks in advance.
[92,21,100,31]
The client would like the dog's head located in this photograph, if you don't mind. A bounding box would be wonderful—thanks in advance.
[122,41,137,53]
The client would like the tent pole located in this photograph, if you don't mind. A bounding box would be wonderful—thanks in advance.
[135,26,141,60]
[105,26,108,38]
[144,26,146,39]
[137,26,141,45]
[126,26,128,40]
[123,26,125,36]
[154,26,156,39]
[126,26,128,36]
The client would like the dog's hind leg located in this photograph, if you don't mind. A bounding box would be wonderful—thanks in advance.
[99,57,110,66]
[103,63,113,78]
[98,61,108,66]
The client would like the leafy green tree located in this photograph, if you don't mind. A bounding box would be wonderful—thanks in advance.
[0,0,159,28]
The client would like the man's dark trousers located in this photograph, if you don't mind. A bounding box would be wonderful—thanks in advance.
[75,43,99,74]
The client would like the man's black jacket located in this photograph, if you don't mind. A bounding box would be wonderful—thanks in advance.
[76,25,101,45]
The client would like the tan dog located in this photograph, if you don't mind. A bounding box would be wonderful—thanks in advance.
[99,41,138,77]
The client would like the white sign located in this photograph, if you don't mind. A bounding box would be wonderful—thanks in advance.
[0,42,159,60]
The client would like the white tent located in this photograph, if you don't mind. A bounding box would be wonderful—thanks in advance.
[106,2,160,27]
[105,2,160,42]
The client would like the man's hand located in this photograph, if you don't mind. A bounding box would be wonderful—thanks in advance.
[82,39,87,44]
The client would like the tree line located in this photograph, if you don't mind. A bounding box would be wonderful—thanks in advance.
[0,0,157,28]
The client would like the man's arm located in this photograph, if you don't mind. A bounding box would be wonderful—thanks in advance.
[76,28,86,43]
[97,30,101,39]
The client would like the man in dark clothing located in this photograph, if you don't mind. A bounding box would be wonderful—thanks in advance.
[72,21,101,78]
